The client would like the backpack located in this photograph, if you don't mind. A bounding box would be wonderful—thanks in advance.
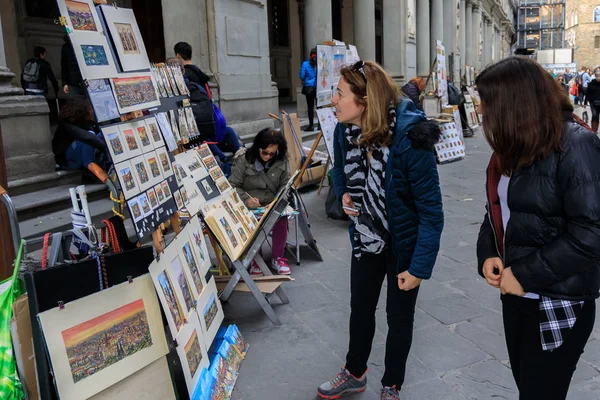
[188,82,227,143]
[22,58,40,83]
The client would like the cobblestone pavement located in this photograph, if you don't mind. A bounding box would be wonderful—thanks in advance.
[226,133,600,400]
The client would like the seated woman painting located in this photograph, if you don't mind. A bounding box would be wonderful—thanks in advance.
[228,128,291,275]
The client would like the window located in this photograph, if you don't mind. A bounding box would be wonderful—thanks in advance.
[594,7,600,22]
[595,36,600,49]
[269,0,289,47]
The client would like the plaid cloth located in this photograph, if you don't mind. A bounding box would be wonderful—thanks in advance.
[539,296,584,351]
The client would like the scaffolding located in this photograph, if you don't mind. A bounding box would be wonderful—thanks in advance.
[516,0,565,50]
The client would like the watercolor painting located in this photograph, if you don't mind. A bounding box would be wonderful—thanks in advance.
[197,145,212,158]
[219,217,238,249]
[184,330,203,378]
[123,129,139,152]
[171,255,194,311]
[158,152,171,174]
[221,200,240,224]
[147,156,161,178]
[155,184,165,203]
[157,271,184,331]
[209,167,224,182]
[202,156,217,170]
[191,228,206,263]
[134,161,149,185]
[112,76,158,109]
[182,242,203,294]
[61,299,152,383]
[129,199,142,221]
[66,0,97,31]
[137,126,151,147]
[119,166,136,191]
[114,22,140,54]
[81,45,108,66]
[147,189,158,209]
[161,181,172,198]
[149,122,162,143]
[107,133,124,156]
[203,293,219,332]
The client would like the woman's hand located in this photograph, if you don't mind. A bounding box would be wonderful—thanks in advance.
[482,257,504,288]
[63,84,69,94]
[342,193,359,216]
[397,271,423,291]
[500,267,525,296]
[246,197,261,209]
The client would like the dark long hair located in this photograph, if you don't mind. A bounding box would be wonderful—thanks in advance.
[246,128,288,163]
[475,56,573,175]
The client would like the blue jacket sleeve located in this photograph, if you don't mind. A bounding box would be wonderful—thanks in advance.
[331,123,347,202]
[299,62,307,83]
[406,148,444,279]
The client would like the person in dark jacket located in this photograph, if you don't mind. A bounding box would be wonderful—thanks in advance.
[61,35,83,96]
[475,57,600,400]
[584,69,600,133]
[52,98,108,170]
[318,61,444,400]
[400,77,426,110]
[174,42,210,87]
[21,46,59,96]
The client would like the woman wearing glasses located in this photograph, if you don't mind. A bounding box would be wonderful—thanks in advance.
[318,61,444,400]
[229,128,291,275]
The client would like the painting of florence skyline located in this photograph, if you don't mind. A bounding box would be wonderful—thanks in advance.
[61,298,152,383]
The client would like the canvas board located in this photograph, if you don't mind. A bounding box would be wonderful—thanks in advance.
[174,312,209,396]
[133,120,154,152]
[57,0,103,34]
[130,155,153,192]
[119,122,143,158]
[69,31,118,80]
[196,278,224,350]
[101,124,128,164]
[110,74,160,114]
[99,5,150,72]
[145,116,165,148]
[149,258,186,338]
[88,79,120,122]
[176,226,207,300]
[37,274,168,400]
[115,160,139,199]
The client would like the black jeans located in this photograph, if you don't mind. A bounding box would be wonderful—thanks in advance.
[345,248,419,388]
[502,294,596,400]
[305,90,316,127]
[591,104,600,123]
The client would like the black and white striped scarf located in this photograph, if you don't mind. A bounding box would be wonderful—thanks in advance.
[344,105,396,257]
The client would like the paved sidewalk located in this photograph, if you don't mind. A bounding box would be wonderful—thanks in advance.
[225,133,600,399]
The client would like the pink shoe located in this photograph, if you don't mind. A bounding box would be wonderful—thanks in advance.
[272,257,291,275]
[249,260,263,276]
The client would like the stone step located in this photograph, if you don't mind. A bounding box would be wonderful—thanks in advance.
[7,170,83,196]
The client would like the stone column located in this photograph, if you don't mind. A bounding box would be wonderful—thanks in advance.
[353,0,376,61]
[460,0,466,73]
[431,0,444,60]
[383,0,406,85]
[465,0,473,67]
[304,0,333,55]
[443,0,455,56]
[486,19,493,66]
[473,5,482,71]
[481,14,489,67]
[417,0,430,76]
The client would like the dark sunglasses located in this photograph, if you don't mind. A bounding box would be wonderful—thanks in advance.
[351,60,367,82]
[260,149,277,157]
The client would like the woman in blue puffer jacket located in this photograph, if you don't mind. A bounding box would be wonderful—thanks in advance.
[317,61,444,400]
[299,48,317,131]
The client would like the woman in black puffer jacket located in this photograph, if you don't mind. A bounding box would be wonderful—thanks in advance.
[476,57,600,400]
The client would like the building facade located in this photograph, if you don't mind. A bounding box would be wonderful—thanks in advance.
[516,0,566,51]
[565,0,600,69]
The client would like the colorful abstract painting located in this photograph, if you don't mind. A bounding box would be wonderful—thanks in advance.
[80,45,109,66]
[66,0,97,31]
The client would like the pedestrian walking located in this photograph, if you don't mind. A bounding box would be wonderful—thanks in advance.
[585,69,600,133]
[319,61,444,400]
[299,48,317,132]
[21,46,59,96]
[476,56,600,400]
[556,75,568,95]
[582,67,592,106]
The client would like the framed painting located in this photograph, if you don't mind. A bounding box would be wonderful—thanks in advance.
[149,257,185,338]
[69,32,118,80]
[161,181,173,201]
[127,197,143,223]
[176,229,207,300]
[186,216,211,277]
[174,190,184,210]
[99,5,150,72]
[57,0,103,34]
[110,73,160,114]
[37,274,168,400]
[154,182,167,205]
[133,120,154,152]
[88,79,120,122]
[144,151,164,187]
[130,155,152,193]
[164,244,195,316]
[101,124,128,164]
[145,116,165,148]
[146,188,159,210]
[137,192,153,218]
[118,122,143,158]
[174,312,209,396]
[196,278,224,350]
[115,160,139,199]
[155,147,173,178]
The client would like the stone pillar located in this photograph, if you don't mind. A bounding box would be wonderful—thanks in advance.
[465,1,473,67]
[304,0,333,54]
[383,0,406,85]
[431,0,443,60]
[443,0,455,56]
[486,19,493,66]
[473,5,482,71]
[460,0,466,75]
[417,0,430,76]
[353,0,376,61]
[481,14,489,67]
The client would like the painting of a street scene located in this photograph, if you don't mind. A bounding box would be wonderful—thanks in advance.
[112,76,158,109]
[157,271,184,331]
[171,255,195,311]
[203,293,219,331]
[61,298,152,383]
[182,242,203,294]
[184,329,203,378]
[66,0,97,32]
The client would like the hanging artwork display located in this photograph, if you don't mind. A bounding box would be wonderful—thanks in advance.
[37,274,168,400]
[57,0,103,34]
[110,73,160,114]
[316,45,334,107]
[99,5,151,72]
[174,312,209,396]
[436,40,449,106]
[69,32,118,80]
[196,278,224,350]
[88,79,120,122]
[315,107,338,159]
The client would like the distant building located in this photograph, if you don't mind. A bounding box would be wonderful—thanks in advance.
[516,0,566,51]
[565,0,600,69]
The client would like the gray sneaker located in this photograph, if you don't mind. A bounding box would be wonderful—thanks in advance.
[381,386,400,399]
[318,368,367,399]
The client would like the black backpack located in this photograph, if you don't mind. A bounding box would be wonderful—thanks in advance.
[22,58,41,83]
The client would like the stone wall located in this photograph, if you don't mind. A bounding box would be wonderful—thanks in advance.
[566,1,600,69]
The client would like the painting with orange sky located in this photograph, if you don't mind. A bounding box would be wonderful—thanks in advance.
[61,298,152,383]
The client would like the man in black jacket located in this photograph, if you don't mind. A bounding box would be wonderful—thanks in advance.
[61,35,84,97]
[21,46,59,96]
[174,42,211,87]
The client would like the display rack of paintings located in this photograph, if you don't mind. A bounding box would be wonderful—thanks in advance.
[110,73,161,114]
[434,120,465,163]
[37,274,169,400]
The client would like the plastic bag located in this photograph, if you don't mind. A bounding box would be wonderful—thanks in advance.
[0,241,26,399]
